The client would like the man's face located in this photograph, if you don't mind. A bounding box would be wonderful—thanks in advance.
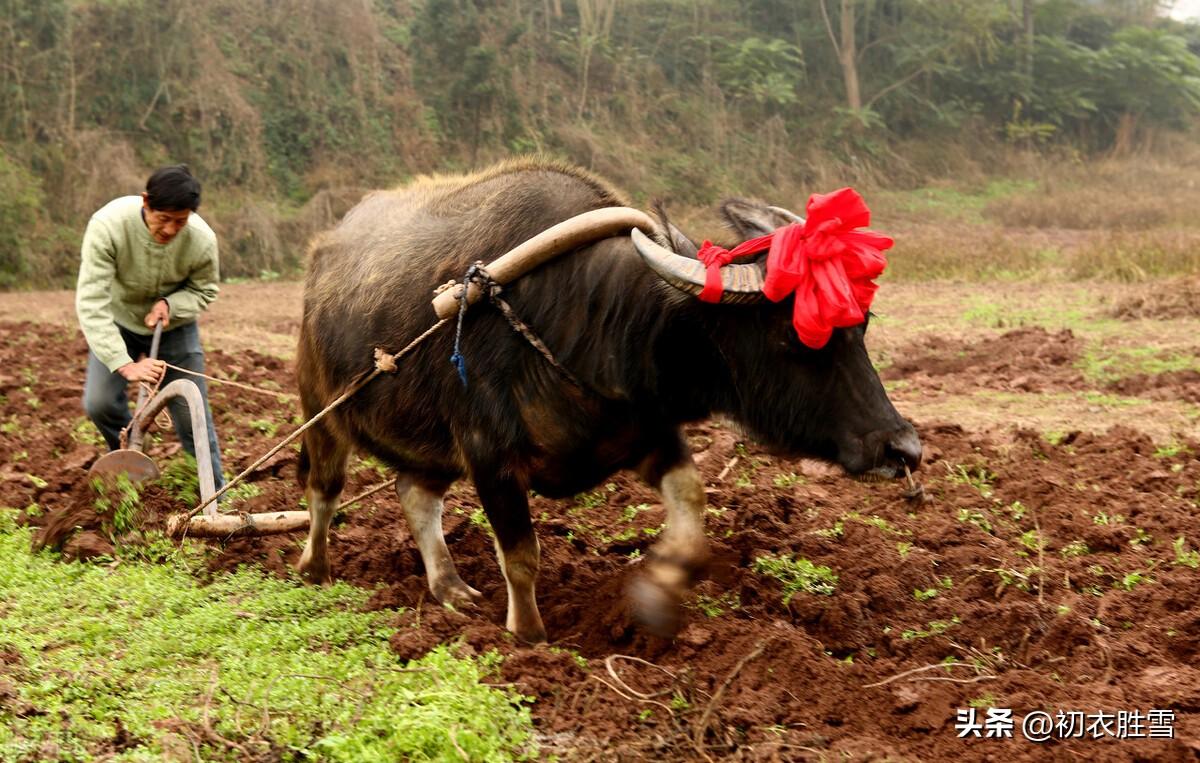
[141,193,191,244]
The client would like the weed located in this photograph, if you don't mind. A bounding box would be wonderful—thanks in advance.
[956,508,993,534]
[753,553,838,602]
[1041,429,1070,446]
[773,472,805,488]
[469,508,493,536]
[620,503,651,522]
[24,473,47,489]
[0,510,534,760]
[548,647,589,671]
[690,591,741,617]
[968,693,997,708]
[1172,536,1200,568]
[1093,511,1125,526]
[225,481,264,505]
[575,482,616,510]
[901,616,961,640]
[914,588,938,602]
[354,455,389,479]
[815,519,845,539]
[249,418,279,437]
[1018,529,1044,554]
[1114,571,1151,591]
[1060,540,1090,557]
[1129,528,1153,547]
[946,463,996,499]
[70,417,105,447]
[1007,501,1027,521]
[1154,442,1191,459]
[91,474,142,536]
[159,453,201,506]
[896,541,913,559]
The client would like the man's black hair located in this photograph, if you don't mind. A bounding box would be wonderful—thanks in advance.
[145,164,201,211]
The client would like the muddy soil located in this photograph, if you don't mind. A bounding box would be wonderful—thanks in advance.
[3,319,1200,762]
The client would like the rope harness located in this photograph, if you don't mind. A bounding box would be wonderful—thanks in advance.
[450,261,582,389]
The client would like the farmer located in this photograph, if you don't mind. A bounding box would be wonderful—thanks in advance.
[75,164,225,490]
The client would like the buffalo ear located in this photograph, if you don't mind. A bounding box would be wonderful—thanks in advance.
[720,199,801,240]
[651,201,700,259]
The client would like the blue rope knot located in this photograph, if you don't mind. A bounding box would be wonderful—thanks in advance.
[449,262,488,388]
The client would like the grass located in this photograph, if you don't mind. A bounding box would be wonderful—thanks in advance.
[753,553,838,603]
[1173,536,1200,569]
[0,509,534,762]
[1077,344,1200,384]
[159,453,201,506]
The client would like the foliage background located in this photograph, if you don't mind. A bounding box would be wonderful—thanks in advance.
[1,0,1198,287]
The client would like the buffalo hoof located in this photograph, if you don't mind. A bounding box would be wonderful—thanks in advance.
[512,623,548,645]
[296,551,332,585]
[628,576,683,638]
[433,576,483,610]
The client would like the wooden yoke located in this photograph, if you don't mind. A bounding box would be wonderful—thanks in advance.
[431,207,661,319]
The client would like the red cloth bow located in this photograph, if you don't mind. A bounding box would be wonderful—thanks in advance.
[695,187,892,349]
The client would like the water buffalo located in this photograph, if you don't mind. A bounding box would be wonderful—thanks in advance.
[296,159,920,643]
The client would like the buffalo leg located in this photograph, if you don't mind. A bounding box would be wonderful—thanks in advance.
[475,473,547,643]
[396,475,481,608]
[296,422,349,584]
[631,440,710,636]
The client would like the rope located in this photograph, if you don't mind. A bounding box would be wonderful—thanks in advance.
[183,318,450,520]
[162,362,299,401]
[449,261,582,389]
[340,477,398,511]
[118,373,166,449]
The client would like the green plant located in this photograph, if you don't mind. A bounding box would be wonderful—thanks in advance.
[92,474,142,536]
[159,453,201,506]
[956,508,993,534]
[690,591,741,617]
[70,418,105,447]
[249,418,279,437]
[773,473,804,488]
[0,509,534,760]
[815,519,845,539]
[1173,536,1200,569]
[946,463,996,499]
[1060,540,1090,558]
[753,553,838,602]
[901,616,961,640]
[1114,571,1151,591]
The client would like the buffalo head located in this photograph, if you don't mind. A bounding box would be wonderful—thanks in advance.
[634,199,921,478]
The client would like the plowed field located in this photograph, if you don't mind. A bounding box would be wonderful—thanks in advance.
[2,278,1199,761]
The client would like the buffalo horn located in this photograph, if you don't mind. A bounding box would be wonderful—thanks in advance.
[432,207,662,319]
[768,205,805,224]
[631,228,766,304]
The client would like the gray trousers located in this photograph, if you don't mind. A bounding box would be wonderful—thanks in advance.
[83,321,224,489]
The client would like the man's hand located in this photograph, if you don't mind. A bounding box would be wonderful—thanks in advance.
[117,357,166,384]
[144,298,170,329]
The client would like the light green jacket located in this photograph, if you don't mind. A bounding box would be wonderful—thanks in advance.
[75,196,219,371]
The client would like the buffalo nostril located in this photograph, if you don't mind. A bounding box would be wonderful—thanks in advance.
[885,427,923,471]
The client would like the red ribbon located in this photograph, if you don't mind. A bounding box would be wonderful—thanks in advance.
[695,187,893,349]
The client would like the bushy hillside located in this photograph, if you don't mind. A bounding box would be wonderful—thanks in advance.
[1,0,1198,287]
